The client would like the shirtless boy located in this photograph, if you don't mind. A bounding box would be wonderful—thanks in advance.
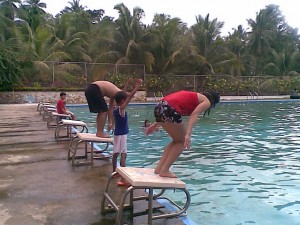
[84,79,132,138]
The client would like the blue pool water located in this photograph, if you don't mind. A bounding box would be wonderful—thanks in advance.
[70,101,300,225]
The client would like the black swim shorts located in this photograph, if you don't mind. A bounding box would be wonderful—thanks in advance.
[154,100,182,123]
[85,83,108,113]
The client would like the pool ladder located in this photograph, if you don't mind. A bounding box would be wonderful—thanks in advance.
[247,91,258,100]
[153,92,164,101]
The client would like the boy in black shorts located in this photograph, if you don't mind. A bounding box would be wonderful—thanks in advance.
[85,79,133,138]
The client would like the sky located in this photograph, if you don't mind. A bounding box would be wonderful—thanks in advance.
[43,0,300,35]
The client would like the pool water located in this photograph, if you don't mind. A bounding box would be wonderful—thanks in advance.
[70,101,300,225]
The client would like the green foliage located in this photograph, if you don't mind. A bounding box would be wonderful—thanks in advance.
[107,73,130,88]
[145,75,173,93]
[0,45,23,90]
[8,85,84,91]
[0,2,300,95]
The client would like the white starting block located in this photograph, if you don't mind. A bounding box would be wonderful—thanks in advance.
[101,167,191,225]
[37,102,51,113]
[47,112,71,128]
[55,119,88,141]
[68,133,113,166]
[42,105,57,121]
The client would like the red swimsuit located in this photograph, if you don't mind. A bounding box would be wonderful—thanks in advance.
[162,91,199,116]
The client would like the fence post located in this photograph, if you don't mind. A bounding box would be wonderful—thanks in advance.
[84,62,88,84]
[115,64,118,75]
[143,65,146,83]
[52,61,55,84]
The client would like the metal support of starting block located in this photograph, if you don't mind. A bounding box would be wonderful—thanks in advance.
[42,105,56,121]
[101,167,191,225]
[68,133,113,166]
[37,102,51,113]
[54,119,88,141]
[47,112,71,128]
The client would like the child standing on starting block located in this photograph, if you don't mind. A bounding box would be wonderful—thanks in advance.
[112,78,143,186]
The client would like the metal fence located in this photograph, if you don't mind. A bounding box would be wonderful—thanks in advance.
[144,74,300,96]
[27,61,145,88]
[25,62,299,95]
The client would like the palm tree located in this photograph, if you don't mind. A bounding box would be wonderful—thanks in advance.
[98,3,154,71]
[147,13,187,74]
[0,13,18,44]
[187,14,225,75]
[60,0,85,14]
[225,25,250,75]
[264,48,299,76]
[0,0,21,20]
[19,0,47,31]
[49,13,91,62]
[247,12,274,57]
[23,0,46,13]
[247,4,295,74]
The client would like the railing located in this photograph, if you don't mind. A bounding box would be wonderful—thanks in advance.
[151,92,164,101]
[247,91,258,100]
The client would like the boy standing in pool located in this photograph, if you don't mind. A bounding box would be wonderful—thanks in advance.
[146,90,220,178]
[85,79,133,138]
[112,79,143,186]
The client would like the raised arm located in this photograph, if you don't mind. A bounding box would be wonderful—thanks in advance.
[122,77,133,92]
[120,79,143,110]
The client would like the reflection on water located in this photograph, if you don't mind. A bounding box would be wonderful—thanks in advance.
[71,102,300,225]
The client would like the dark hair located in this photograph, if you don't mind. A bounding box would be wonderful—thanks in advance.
[203,91,220,116]
[60,92,66,97]
[114,91,128,104]
[144,120,150,127]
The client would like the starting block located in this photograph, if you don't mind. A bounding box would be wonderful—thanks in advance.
[101,167,191,225]
[37,102,51,113]
[42,105,56,121]
[47,112,71,128]
[68,133,113,166]
[54,119,88,141]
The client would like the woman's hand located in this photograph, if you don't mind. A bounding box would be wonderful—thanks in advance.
[145,122,159,136]
[184,134,191,150]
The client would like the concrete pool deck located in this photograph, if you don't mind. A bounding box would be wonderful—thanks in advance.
[0,104,187,225]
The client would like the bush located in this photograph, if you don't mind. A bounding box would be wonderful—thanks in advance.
[0,45,23,91]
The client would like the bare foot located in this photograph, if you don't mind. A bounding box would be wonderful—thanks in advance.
[154,168,160,174]
[96,132,110,138]
[159,170,177,178]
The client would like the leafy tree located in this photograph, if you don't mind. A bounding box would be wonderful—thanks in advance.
[60,0,85,14]
[187,14,225,75]
[19,0,47,31]
[53,12,91,61]
[0,0,20,20]
[264,48,300,76]
[146,13,187,74]
[0,44,22,90]
[0,13,18,44]
[86,9,104,23]
[225,25,252,75]
[248,4,300,75]
[98,3,154,73]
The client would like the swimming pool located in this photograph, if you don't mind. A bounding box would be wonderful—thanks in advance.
[70,101,300,225]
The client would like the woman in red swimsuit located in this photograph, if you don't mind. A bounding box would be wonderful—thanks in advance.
[146,90,220,178]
